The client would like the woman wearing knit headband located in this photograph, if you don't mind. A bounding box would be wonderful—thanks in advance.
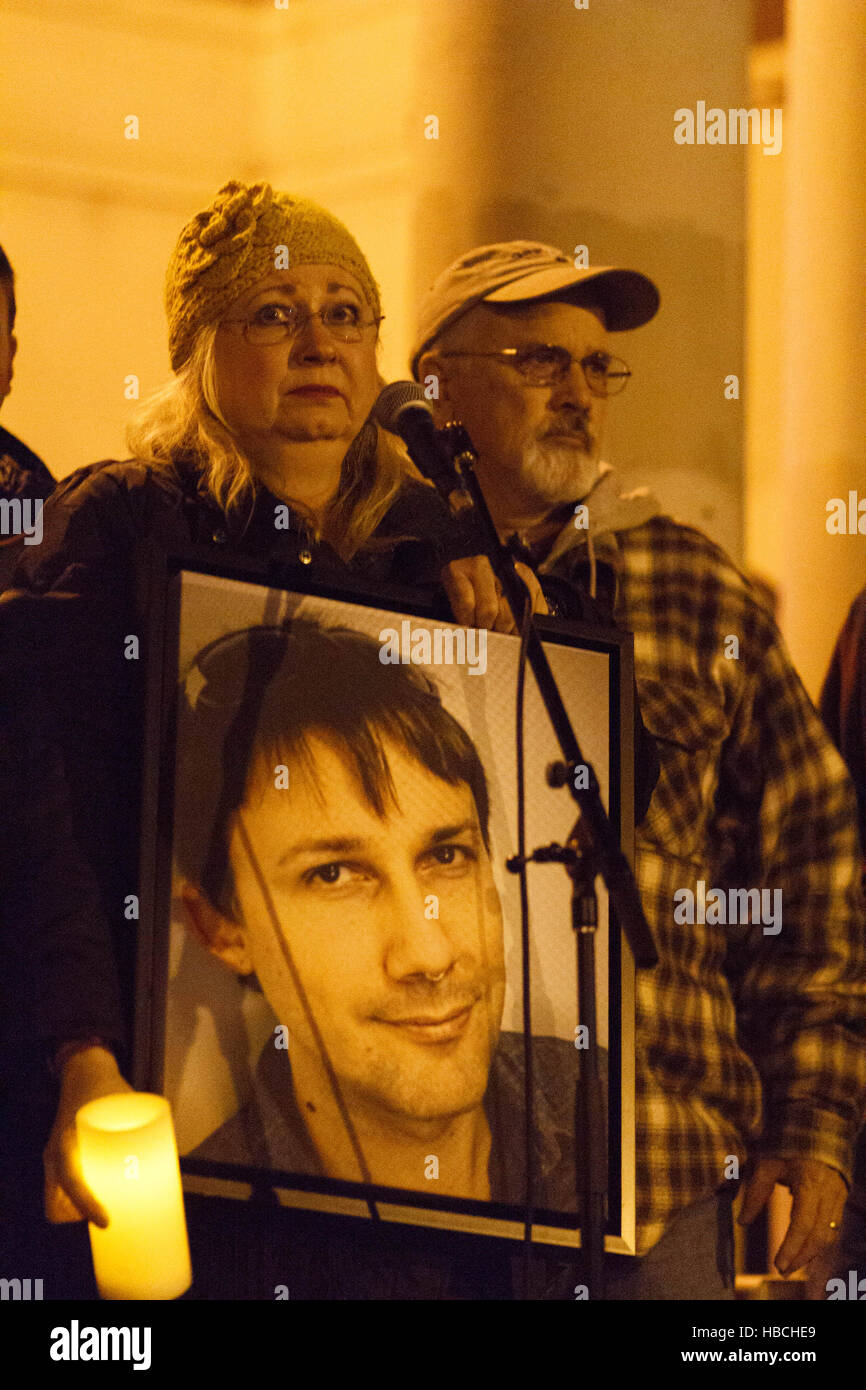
[139,179,448,567]
[6,181,541,1249]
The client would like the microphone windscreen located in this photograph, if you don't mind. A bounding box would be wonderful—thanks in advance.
[373,380,431,433]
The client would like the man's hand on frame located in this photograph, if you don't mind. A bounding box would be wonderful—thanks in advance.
[737,1155,848,1276]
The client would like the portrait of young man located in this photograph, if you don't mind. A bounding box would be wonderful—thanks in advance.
[173,617,590,1211]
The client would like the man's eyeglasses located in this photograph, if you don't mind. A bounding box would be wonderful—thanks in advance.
[438,345,631,396]
[221,302,384,346]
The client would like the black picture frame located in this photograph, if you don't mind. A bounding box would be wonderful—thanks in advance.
[134,552,637,1254]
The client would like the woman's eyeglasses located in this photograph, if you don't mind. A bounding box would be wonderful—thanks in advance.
[222,302,384,345]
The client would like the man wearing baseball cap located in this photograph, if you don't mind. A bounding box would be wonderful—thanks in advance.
[412,241,866,1300]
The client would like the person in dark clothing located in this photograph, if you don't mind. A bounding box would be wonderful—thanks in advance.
[0,244,55,588]
[2,182,550,1254]
[0,245,57,1256]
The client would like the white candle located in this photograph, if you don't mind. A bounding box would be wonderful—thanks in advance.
[76,1092,192,1301]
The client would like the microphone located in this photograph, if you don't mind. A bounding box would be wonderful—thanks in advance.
[373,382,473,516]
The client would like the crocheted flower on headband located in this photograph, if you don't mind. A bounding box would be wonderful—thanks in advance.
[179,181,275,294]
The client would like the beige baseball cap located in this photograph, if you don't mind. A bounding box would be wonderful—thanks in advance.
[410,240,660,377]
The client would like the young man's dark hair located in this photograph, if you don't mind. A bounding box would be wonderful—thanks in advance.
[174,617,491,919]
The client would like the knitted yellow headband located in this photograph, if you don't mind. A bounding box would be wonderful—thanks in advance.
[165,180,382,371]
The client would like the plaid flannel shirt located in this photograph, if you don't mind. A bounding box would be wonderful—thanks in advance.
[541,513,866,1255]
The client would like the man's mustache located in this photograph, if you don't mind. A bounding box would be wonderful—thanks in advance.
[540,417,594,448]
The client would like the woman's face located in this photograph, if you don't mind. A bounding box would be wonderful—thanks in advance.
[212,263,381,455]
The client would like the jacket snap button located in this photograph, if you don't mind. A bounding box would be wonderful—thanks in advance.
[299,548,312,565]
[212,527,228,544]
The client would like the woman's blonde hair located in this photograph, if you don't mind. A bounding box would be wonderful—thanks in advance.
[126,324,418,561]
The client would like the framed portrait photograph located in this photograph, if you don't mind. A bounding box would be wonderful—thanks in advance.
[135,558,637,1254]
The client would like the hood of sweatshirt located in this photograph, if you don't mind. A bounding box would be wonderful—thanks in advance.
[538,461,665,605]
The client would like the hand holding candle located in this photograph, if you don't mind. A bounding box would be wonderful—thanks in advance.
[75,1092,192,1300]
[44,1044,133,1226]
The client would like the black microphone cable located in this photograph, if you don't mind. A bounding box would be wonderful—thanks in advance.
[515,586,535,1300]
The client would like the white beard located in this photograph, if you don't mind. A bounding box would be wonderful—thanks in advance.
[518,438,600,508]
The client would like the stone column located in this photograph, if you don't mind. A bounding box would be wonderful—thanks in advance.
[778,0,866,698]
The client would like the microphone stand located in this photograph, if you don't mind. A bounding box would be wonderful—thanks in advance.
[435,422,658,1300]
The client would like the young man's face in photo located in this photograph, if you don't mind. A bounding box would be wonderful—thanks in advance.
[227,735,506,1129]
